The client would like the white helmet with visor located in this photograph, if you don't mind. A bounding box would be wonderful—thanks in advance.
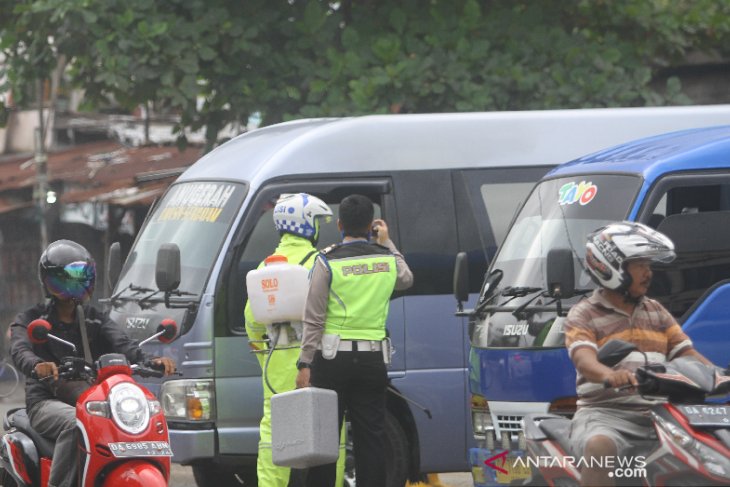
[585,221,675,292]
[273,193,332,242]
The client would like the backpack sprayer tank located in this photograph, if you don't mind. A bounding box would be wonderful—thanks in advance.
[246,254,309,345]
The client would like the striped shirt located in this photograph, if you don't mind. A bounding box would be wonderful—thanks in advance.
[564,289,693,409]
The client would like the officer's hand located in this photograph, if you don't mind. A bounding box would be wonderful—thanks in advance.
[34,362,59,381]
[603,369,637,389]
[152,357,177,376]
[372,219,390,245]
[296,368,311,389]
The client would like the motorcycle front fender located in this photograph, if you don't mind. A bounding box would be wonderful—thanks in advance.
[100,460,167,487]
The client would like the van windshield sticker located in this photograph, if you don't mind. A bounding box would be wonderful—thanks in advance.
[157,183,237,223]
[558,181,597,206]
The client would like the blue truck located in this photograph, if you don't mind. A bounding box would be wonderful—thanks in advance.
[457,125,730,486]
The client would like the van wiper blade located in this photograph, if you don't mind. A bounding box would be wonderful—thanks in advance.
[475,285,542,315]
[501,286,543,297]
[137,290,163,308]
[163,289,198,310]
[102,283,156,305]
[511,289,549,319]
[139,289,197,309]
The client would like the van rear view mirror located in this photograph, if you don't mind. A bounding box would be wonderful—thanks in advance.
[546,248,575,299]
[107,242,122,292]
[453,252,470,312]
[156,243,181,292]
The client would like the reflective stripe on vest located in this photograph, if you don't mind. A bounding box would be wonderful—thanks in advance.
[323,253,397,340]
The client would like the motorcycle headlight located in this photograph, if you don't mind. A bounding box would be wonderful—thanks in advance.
[109,383,150,435]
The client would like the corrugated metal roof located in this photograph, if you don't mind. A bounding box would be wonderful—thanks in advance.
[0,141,201,212]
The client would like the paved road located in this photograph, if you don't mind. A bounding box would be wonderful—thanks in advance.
[1,388,474,486]
[169,465,473,487]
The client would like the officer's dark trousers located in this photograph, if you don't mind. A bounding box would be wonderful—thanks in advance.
[307,350,387,487]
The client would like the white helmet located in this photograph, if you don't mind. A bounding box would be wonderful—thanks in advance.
[273,193,332,241]
[585,221,675,291]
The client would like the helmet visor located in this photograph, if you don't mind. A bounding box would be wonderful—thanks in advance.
[44,261,96,301]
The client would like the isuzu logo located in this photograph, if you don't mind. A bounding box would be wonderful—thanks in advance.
[126,317,150,330]
[503,323,528,336]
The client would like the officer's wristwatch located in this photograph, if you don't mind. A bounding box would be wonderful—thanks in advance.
[296,361,311,370]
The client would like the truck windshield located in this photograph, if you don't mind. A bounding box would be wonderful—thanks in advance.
[474,174,642,348]
[115,181,248,300]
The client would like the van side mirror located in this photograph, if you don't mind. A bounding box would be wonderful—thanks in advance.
[107,242,122,292]
[597,340,638,367]
[156,243,181,292]
[453,252,470,313]
[546,248,575,299]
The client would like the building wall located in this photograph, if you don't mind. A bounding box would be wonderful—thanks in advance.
[3,109,54,154]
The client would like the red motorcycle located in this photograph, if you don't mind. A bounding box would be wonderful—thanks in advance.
[0,318,177,487]
[522,340,730,486]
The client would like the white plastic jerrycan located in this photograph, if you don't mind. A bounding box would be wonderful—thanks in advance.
[246,254,310,326]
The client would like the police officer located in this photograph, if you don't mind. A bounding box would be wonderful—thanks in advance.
[244,193,347,487]
[296,194,413,487]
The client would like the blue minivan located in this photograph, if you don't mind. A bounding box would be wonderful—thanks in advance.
[106,107,730,486]
[459,125,730,486]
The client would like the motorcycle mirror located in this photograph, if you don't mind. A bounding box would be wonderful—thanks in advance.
[597,339,638,367]
[106,241,122,292]
[28,319,52,344]
[158,318,178,344]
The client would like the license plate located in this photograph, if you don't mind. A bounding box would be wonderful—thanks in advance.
[108,441,173,457]
[680,405,730,427]
[495,456,531,484]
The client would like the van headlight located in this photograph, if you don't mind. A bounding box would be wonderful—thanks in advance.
[161,379,215,421]
[109,383,150,434]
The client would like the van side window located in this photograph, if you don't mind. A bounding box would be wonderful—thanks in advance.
[646,181,730,319]
[454,168,550,293]
[393,171,457,295]
[480,182,535,246]
[221,193,381,335]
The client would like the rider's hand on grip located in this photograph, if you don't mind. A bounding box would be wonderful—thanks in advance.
[148,357,178,376]
[34,362,59,381]
[602,369,637,390]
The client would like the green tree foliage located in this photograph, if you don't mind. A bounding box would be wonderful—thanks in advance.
[2,0,729,143]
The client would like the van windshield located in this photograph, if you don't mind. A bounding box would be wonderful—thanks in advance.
[116,181,247,300]
[474,174,642,348]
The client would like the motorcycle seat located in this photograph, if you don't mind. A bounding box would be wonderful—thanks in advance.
[7,409,56,459]
[539,418,576,457]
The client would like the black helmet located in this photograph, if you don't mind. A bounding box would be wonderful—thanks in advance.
[39,240,96,302]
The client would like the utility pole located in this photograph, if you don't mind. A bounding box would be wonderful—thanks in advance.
[35,78,48,253]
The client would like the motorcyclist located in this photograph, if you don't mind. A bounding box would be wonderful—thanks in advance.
[564,222,714,487]
[10,240,176,487]
[243,193,346,486]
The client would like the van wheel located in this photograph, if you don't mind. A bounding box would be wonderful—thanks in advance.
[384,412,409,487]
[0,468,18,487]
[345,412,409,487]
[192,461,258,487]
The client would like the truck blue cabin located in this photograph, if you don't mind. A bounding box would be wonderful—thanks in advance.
[466,125,730,485]
[105,107,730,487]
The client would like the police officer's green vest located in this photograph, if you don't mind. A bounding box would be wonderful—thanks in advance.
[323,250,397,341]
